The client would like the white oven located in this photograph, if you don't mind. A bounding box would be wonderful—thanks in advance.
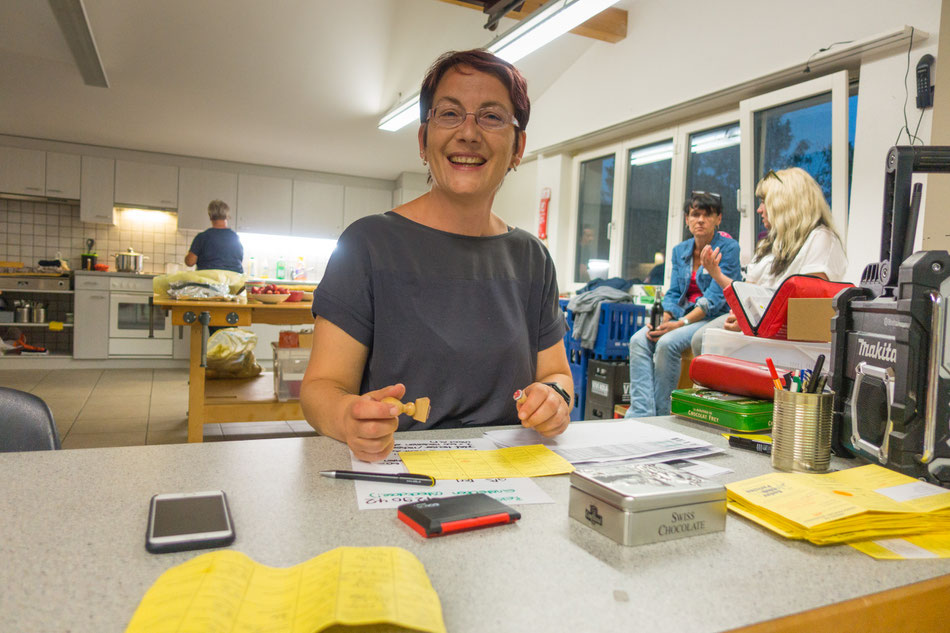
[108,277,173,357]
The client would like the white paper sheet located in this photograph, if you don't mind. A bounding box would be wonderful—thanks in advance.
[484,420,719,464]
[349,438,554,510]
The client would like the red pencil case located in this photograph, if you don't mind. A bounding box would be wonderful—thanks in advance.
[689,354,779,400]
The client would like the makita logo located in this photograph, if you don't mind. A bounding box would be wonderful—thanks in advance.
[857,338,897,363]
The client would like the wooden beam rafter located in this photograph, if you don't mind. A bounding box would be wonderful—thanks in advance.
[437,0,627,44]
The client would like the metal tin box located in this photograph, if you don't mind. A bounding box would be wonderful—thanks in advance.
[569,462,726,546]
[671,388,773,432]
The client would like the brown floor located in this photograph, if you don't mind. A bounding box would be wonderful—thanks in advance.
[0,368,317,449]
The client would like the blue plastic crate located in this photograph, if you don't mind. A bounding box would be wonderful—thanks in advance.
[568,346,588,422]
[591,303,647,360]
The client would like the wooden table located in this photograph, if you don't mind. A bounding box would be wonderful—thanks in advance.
[2,420,948,632]
[153,297,314,441]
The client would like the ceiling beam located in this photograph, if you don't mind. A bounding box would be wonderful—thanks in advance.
[436,0,627,44]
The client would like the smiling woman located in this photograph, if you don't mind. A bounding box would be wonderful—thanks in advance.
[300,49,574,462]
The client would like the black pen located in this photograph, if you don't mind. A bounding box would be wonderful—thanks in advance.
[728,435,772,455]
[320,470,436,487]
[806,354,825,393]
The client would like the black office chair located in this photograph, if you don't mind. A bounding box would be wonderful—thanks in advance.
[0,386,62,452]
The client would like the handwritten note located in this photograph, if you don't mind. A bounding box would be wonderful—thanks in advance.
[351,438,553,510]
[125,548,446,633]
[399,444,574,480]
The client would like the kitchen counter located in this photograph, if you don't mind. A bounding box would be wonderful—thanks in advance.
[153,296,314,441]
[73,270,158,279]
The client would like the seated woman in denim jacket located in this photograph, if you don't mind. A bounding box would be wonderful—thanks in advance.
[625,192,741,417]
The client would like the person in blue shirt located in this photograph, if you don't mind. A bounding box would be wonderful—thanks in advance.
[184,200,244,273]
[625,192,741,417]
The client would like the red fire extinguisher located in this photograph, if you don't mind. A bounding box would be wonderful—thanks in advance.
[538,187,551,241]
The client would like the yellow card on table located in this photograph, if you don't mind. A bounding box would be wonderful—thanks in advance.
[126,547,446,633]
[850,532,950,559]
[399,444,575,480]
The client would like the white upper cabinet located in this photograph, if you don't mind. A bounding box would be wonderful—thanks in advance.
[45,152,81,199]
[80,156,116,225]
[343,186,393,228]
[292,180,345,239]
[177,168,238,231]
[236,174,292,234]
[0,146,46,196]
[114,160,179,209]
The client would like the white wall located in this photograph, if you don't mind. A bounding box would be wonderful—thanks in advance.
[525,0,942,289]
[493,161,539,234]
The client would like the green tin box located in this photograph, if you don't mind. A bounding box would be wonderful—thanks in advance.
[670,388,773,432]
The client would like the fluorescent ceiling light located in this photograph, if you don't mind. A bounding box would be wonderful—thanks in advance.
[629,142,674,166]
[378,0,619,131]
[48,0,109,87]
[487,0,620,64]
[378,94,421,132]
[690,126,741,155]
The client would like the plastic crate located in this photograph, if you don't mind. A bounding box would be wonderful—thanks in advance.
[591,303,647,360]
[568,347,588,422]
[272,342,310,401]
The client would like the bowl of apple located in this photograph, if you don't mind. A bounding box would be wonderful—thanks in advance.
[248,284,291,304]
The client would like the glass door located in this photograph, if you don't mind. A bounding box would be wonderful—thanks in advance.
[573,152,616,283]
[621,139,674,284]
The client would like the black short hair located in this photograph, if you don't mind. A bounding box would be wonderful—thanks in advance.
[683,192,723,215]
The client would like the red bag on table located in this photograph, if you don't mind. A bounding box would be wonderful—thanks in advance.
[688,354,781,400]
[723,274,852,340]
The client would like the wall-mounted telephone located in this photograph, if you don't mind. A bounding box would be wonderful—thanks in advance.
[916,54,935,109]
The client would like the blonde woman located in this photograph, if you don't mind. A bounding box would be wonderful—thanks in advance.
[697,167,847,336]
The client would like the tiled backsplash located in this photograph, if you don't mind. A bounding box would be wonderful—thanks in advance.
[0,199,197,274]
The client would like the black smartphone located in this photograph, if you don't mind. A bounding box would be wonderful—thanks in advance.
[145,490,236,554]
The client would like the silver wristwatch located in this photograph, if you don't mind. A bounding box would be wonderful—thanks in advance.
[681,316,691,326]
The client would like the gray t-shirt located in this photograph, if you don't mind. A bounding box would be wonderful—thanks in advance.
[312,212,566,431]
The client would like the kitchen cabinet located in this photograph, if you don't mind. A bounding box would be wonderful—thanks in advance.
[73,275,110,359]
[0,146,46,196]
[236,174,292,234]
[80,156,116,225]
[45,152,81,198]
[177,168,238,231]
[291,180,344,239]
[115,160,179,209]
[343,185,393,228]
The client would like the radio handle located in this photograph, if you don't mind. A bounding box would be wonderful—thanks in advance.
[866,146,950,296]
[922,292,945,463]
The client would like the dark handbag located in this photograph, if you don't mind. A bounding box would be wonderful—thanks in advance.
[723,274,853,340]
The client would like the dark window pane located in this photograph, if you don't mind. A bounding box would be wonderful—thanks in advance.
[575,154,615,282]
[752,91,857,240]
[622,140,672,283]
[684,123,740,242]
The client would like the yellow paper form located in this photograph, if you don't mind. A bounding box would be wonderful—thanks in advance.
[850,532,950,559]
[399,444,575,480]
[125,547,446,633]
[726,464,950,545]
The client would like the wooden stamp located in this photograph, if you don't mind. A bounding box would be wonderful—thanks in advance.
[382,396,431,423]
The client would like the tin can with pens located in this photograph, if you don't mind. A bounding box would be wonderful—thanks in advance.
[771,388,834,473]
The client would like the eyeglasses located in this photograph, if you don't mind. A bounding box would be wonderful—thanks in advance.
[690,190,722,201]
[763,169,784,184]
[427,104,520,131]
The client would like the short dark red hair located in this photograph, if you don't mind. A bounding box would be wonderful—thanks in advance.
[419,49,530,132]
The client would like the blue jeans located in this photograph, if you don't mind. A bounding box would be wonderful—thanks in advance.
[625,320,707,417]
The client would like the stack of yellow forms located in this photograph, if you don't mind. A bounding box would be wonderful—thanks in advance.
[726,464,950,545]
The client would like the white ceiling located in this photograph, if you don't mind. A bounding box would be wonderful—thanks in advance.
[0,0,614,181]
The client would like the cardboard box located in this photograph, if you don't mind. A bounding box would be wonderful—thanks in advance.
[786,298,835,342]
[297,330,313,349]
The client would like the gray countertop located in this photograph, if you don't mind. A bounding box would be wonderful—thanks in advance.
[73,270,157,279]
[2,416,948,632]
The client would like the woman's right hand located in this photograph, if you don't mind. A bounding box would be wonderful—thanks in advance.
[723,311,741,332]
[700,245,732,288]
[343,383,406,462]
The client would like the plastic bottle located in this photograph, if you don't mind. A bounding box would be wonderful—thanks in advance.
[650,288,664,329]
[293,256,306,281]
[275,258,286,280]
[248,256,258,278]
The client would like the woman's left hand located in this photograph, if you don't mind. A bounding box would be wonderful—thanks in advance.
[647,319,684,341]
[516,382,570,438]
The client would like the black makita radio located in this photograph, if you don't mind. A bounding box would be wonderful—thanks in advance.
[831,146,950,486]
